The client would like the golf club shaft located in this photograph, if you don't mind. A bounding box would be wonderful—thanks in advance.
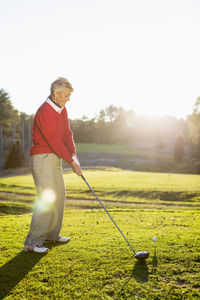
[81,175,136,255]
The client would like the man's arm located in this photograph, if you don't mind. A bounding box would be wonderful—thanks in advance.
[36,108,73,164]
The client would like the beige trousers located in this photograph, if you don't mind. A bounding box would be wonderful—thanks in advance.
[25,153,66,246]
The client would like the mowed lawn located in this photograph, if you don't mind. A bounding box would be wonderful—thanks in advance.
[0,168,200,299]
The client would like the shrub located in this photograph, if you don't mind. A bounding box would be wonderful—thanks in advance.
[4,141,26,169]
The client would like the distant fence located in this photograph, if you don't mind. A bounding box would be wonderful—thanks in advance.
[0,122,32,171]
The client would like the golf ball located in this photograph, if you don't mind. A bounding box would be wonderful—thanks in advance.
[153,237,157,242]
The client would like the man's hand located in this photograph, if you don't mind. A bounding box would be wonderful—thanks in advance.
[71,161,82,176]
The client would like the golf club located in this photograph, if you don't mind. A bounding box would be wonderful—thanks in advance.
[81,175,149,260]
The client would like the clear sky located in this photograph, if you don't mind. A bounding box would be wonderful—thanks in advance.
[0,0,199,120]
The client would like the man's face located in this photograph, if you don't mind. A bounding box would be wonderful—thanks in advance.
[54,88,72,107]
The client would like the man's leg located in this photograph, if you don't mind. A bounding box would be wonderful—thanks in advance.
[44,154,66,241]
[24,154,65,246]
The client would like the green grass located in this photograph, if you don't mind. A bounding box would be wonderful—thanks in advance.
[1,168,199,208]
[0,168,200,299]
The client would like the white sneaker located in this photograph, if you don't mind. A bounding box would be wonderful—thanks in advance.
[23,245,49,253]
[57,236,70,243]
[44,236,70,243]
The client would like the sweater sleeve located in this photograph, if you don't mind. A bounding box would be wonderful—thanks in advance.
[63,108,76,154]
[36,106,73,164]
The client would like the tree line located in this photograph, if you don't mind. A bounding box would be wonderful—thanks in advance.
[0,89,34,169]
[71,107,186,147]
[0,89,34,140]
[70,99,200,161]
[1,88,200,167]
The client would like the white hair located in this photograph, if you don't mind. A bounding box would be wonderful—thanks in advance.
[51,77,73,94]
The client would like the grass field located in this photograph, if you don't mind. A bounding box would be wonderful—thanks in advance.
[75,142,199,174]
[0,168,200,299]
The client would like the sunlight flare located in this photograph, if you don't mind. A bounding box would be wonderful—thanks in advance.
[35,189,56,213]
[42,189,56,204]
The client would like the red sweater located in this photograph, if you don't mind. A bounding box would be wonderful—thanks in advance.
[30,101,76,164]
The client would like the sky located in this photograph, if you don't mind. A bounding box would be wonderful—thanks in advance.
[0,0,200,120]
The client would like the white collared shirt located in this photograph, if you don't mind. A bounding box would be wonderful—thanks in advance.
[46,97,64,114]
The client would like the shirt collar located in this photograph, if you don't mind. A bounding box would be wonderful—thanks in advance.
[46,97,64,114]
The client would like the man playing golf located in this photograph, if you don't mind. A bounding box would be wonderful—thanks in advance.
[24,77,82,253]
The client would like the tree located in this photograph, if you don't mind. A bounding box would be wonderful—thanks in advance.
[187,97,200,157]
[173,133,184,161]
[105,105,120,122]
[0,89,19,138]
[193,96,200,114]
[98,109,106,122]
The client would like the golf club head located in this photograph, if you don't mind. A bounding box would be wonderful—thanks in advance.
[134,251,149,260]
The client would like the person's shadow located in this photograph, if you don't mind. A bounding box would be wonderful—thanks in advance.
[0,243,61,299]
[0,251,46,299]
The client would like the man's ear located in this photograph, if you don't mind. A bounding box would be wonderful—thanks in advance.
[51,90,58,101]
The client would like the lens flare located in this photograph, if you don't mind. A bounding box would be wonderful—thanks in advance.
[42,189,56,204]
[35,189,56,213]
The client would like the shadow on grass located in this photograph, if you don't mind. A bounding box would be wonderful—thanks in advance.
[119,260,149,298]
[0,183,34,190]
[131,248,158,282]
[0,202,32,215]
[0,251,46,299]
[107,190,199,202]
[152,248,158,268]
[132,260,149,283]
[0,242,64,299]
[119,251,159,298]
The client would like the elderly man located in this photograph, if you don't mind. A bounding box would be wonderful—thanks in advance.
[24,77,82,253]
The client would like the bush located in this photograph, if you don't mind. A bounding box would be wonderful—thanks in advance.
[4,141,26,169]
